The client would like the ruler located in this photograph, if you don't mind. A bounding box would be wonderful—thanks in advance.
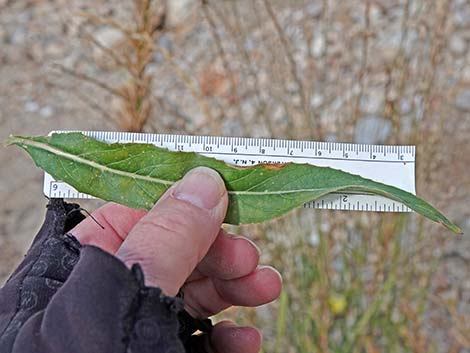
[44,131,416,212]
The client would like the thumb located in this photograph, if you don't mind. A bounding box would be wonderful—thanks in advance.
[115,167,228,295]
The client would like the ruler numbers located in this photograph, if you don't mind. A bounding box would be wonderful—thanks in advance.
[44,131,416,213]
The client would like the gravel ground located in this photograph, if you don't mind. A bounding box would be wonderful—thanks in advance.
[0,0,469,351]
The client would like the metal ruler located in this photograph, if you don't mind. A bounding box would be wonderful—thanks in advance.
[44,131,416,212]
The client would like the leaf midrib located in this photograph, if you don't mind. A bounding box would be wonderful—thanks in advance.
[11,136,341,197]
[11,136,175,187]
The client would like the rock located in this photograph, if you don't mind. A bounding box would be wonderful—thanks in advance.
[244,38,255,51]
[360,91,384,114]
[311,35,325,58]
[455,89,470,111]
[354,115,392,144]
[94,27,124,49]
[24,101,39,113]
[92,26,126,66]
[369,3,384,24]
[462,66,470,82]
[449,34,466,55]
[414,95,425,120]
[165,0,199,34]
[45,42,66,59]
[325,133,337,142]
[29,42,44,62]
[453,6,470,27]
[158,34,173,52]
[310,94,324,108]
[398,99,412,114]
[375,32,402,62]
[308,230,320,247]
[332,258,344,272]
[39,106,55,118]
[154,35,174,62]
[306,2,323,17]
[222,119,244,136]
[272,104,285,122]
[294,51,307,71]
[10,27,26,45]
[400,115,414,134]
[292,9,304,22]
[0,26,6,44]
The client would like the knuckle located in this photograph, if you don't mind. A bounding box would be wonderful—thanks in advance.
[185,300,212,318]
[183,285,231,318]
[143,207,198,239]
[117,245,153,269]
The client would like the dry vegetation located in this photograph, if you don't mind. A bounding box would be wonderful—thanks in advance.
[1,0,469,352]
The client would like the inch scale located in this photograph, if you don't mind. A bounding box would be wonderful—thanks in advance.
[44,131,416,212]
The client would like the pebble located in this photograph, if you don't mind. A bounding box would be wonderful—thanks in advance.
[375,32,402,62]
[272,104,285,122]
[0,26,6,44]
[29,42,44,62]
[370,3,384,24]
[453,6,470,27]
[10,27,26,45]
[360,91,384,114]
[325,133,337,142]
[94,27,124,49]
[44,42,65,58]
[166,0,199,30]
[332,258,344,272]
[39,106,55,118]
[158,34,173,53]
[455,89,470,111]
[292,10,304,22]
[449,34,466,55]
[398,98,412,115]
[306,2,323,17]
[310,94,324,108]
[311,35,325,58]
[354,115,392,144]
[308,230,320,247]
[24,101,39,113]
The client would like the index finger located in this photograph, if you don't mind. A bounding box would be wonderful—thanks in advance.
[70,203,147,254]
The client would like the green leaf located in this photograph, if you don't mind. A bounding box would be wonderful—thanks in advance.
[6,132,462,234]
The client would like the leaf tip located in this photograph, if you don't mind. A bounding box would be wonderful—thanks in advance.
[450,223,464,235]
[4,135,20,147]
[441,219,464,235]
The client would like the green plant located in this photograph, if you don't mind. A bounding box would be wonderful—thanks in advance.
[7,132,461,234]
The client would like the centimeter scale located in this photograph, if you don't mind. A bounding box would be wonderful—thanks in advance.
[44,131,416,213]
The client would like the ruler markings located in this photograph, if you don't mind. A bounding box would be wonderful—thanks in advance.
[45,131,416,213]
[169,151,414,163]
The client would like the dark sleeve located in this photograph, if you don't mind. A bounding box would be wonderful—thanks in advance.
[0,199,212,353]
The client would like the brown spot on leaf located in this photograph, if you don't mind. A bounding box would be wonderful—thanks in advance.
[261,163,291,171]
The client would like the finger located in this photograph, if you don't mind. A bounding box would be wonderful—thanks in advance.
[208,321,262,353]
[212,266,283,307]
[115,167,228,295]
[186,268,205,282]
[181,266,283,318]
[181,277,231,318]
[195,230,261,280]
[187,231,260,282]
[71,203,147,254]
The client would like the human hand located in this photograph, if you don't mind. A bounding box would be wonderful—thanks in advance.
[71,167,282,353]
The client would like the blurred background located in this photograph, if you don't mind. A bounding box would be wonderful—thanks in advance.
[0,0,469,351]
